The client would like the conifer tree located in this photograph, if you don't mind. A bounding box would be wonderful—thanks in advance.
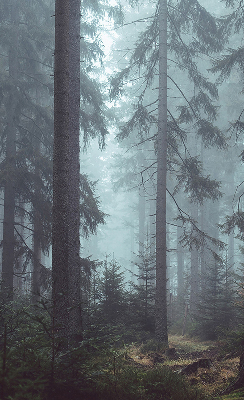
[110,0,226,343]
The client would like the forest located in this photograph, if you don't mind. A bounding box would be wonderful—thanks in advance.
[1,0,244,399]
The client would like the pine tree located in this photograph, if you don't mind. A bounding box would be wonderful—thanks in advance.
[110,0,226,343]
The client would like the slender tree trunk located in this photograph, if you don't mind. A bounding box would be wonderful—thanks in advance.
[200,200,207,293]
[15,199,24,295]
[52,0,82,342]
[177,223,184,299]
[190,204,198,315]
[32,89,42,303]
[155,0,168,344]
[149,190,156,258]
[138,185,146,284]
[1,3,18,302]
[139,185,146,257]
[227,158,235,268]
[32,159,42,303]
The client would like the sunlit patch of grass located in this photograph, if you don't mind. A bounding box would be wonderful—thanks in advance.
[164,358,196,367]
[214,389,244,399]
[169,334,215,353]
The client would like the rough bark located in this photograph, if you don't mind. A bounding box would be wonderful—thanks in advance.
[52,0,70,338]
[52,0,82,342]
[67,0,82,341]
[1,3,18,302]
[155,0,168,344]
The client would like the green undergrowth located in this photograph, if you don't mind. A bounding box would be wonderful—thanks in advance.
[0,351,209,400]
[214,389,244,399]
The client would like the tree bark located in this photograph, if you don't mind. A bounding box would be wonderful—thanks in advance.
[52,0,71,339]
[52,0,82,343]
[155,0,168,345]
[67,0,82,341]
[1,3,18,302]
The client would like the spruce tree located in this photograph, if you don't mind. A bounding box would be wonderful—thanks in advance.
[110,0,226,343]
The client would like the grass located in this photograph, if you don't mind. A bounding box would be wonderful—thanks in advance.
[169,334,216,354]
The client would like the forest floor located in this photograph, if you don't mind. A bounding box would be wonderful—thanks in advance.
[124,335,242,399]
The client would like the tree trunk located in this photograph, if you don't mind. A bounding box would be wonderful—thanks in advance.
[155,0,168,345]
[139,185,146,258]
[138,185,146,284]
[177,223,184,299]
[1,3,18,302]
[52,0,71,340]
[32,167,42,304]
[15,199,24,295]
[67,0,82,341]
[52,0,82,343]
[32,90,42,304]
[190,204,198,315]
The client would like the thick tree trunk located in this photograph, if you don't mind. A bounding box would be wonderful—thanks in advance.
[67,0,82,341]
[155,0,168,344]
[1,4,18,302]
[52,0,82,342]
[52,0,70,338]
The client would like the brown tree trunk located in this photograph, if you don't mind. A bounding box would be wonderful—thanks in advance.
[155,0,168,345]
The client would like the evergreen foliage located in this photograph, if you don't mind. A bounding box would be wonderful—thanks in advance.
[193,257,236,340]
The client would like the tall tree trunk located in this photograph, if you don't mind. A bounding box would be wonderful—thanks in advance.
[1,3,18,302]
[52,0,82,343]
[67,0,82,341]
[149,188,156,258]
[177,223,184,299]
[139,185,146,257]
[32,90,42,304]
[52,0,71,339]
[155,0,168,344]
[32,153,42,303]
[15,199,24,295]
[190,204,198,315]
